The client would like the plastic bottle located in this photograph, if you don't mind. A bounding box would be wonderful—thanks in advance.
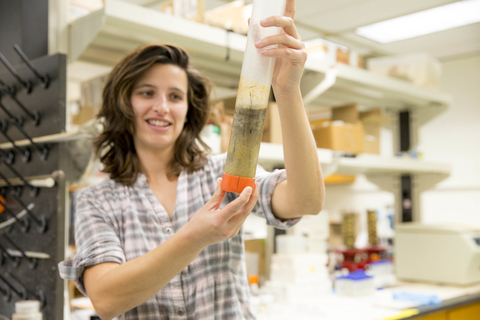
[12,300,42,320]
[221,0,287,194]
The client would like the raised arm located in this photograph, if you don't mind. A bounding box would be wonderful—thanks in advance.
[254,0,325,219]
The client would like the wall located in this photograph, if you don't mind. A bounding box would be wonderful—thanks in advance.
[420,54,480,225]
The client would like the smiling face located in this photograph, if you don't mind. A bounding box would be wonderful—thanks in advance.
[131,63,189,154]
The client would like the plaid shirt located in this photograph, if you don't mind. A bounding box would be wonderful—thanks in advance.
[59,153,299,320]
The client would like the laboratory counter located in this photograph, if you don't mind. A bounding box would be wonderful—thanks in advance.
[254,281,480,320]
[407,290,480,320]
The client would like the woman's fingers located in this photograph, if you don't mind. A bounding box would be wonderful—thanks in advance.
[260,47,307,66]
[218,186,253,220]
[206,178,227,210]
[227,183,260,227]
[284,0,296,19]
[260,16,299,40]
[255,33,304,50]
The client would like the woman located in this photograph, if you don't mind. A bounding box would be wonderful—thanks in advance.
[59,1,325,319]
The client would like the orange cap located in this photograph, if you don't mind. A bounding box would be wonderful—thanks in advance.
[221,173,255,194]
[248,274,259,285]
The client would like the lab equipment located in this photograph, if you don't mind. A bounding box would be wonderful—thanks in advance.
[396,223,480,285]
[335,270,375,297]
[222,0,286,194]
[366,259,396,288]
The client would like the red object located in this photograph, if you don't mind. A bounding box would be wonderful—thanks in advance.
[335,246,390,272]
[221,173,255,194]
[337,248,369,272]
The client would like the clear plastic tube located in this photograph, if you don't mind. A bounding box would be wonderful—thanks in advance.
[222,0,286,194]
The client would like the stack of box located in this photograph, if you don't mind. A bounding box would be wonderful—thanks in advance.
[304,38,363,68]
[266,253,331,304]
[312,104,365,154]
[266,215,332,304]
[366,259,396,289]
[311,104,392,155]
[367,52,442,90]
[336,270,375,297]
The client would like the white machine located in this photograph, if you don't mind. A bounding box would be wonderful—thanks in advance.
[395,223,480,285]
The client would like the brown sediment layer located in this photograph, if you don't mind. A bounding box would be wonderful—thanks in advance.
[224,107,267,178]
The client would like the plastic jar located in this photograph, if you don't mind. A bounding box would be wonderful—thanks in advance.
[12,300,42,320]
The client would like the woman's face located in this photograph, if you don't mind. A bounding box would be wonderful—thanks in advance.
[131,64,189,153]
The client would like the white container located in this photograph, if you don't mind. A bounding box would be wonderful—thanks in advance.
[12,300,42,320]
[367,259,396,288]
[199,124,222,154]
[275,235,307,254]
[308,237,328,253]
[335,271,375,297]
[367,52,442,90]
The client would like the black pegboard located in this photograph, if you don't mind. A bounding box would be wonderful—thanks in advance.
[0,52,67,320]
[0,54,66,142]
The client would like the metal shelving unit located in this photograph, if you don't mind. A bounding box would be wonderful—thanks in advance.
[69,0,452,112]
[67,0,454,224]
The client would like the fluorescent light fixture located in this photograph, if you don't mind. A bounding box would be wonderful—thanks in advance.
[355,0,480,44]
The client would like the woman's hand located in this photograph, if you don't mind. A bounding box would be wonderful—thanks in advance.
[184,178,259,248]
[254,0,307,96]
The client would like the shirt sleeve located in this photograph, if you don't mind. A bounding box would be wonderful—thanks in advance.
[249,164,301,230]
[211,153,300,230]
[58,184,126,296]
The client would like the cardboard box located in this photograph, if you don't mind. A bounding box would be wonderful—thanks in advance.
[359,109,393,154]
[71,105,99,126]
[161,0,205,23]
[245,239,266,279]
[304,38,363,68]
[312,104,365,154]
[204,0,248,34]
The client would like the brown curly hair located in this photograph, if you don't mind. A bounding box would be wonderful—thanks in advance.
[94,44,212,185]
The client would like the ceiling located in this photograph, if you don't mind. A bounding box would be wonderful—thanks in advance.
[72,0,480,61]
[206,0,480,61]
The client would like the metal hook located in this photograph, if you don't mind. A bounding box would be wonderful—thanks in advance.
[10,120,49,160]
[13,45,50,89]
[0,171,44,232]
[0,53,32,94]
[0,201,30,233]
[0,98,23,126]
[0,122,31,162]
[0,90,40,125]
[0,158,38,196]
[6,273,45,306]
[0,144,16,164]
[0,242,21,268]
[0,274,25,299]
[0,78,16,96]
[2,235,38,269]
[0,283,11,302]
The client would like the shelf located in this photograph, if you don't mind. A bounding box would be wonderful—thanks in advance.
[69,0,452,114]
[257,143,450,176]
[302,60,452,110]
[335,153,451,176]
[257,142,333,169]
